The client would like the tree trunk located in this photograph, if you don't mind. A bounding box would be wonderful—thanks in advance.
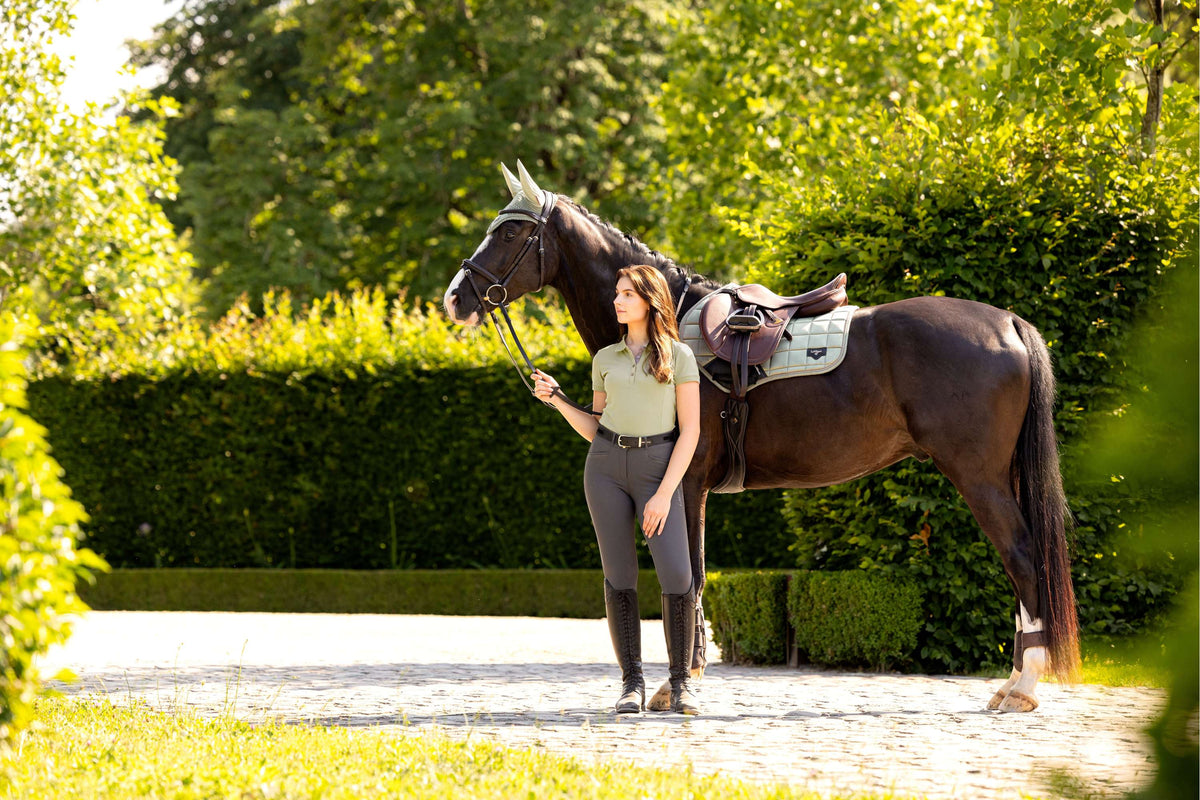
[1139,0,1166,157]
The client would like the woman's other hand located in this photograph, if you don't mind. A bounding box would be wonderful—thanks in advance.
[531,368,559,402]
[643,490,672,537]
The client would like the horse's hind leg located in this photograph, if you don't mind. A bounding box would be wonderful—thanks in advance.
[988,610,1025,709]
[951,477,1046,712]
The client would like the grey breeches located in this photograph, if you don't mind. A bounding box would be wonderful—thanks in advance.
[583,434,692,595]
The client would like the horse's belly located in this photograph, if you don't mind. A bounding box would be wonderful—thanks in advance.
[729,337,919,490]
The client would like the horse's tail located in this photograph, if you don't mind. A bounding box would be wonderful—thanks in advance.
[1013,319,1081,681]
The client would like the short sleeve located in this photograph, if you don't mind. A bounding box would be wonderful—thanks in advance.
[592,354,605,392]
[672,341,700,384]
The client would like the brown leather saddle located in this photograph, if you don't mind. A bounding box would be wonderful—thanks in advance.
[702,273,849,494]
[701,273,848,368]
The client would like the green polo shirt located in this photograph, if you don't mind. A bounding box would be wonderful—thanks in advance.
[592,339,699,436]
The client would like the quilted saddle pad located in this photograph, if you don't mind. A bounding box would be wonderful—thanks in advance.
[679,293,858,394]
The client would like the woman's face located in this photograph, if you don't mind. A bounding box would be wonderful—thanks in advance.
[614,276,650,327]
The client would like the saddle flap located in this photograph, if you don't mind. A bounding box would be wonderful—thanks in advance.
[701,293,793,366]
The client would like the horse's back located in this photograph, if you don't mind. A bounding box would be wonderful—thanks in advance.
[859,295,1032,386]
[864,294,1025,343]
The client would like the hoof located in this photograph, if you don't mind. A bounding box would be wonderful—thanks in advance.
[998,690,1039,713]
[647,682,672,712]
[690,665,704,681]
[986,689,1008,710]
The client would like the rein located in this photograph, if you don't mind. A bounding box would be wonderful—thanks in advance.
[459,191,593,414]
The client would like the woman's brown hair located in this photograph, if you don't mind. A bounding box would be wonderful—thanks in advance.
[616,264,680,384]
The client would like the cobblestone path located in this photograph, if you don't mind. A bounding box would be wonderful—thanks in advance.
[41,612,1162,799]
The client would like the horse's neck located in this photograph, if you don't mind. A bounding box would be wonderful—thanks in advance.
[550,203,716,354]
[551,265,618,355]
[549,207,627,354]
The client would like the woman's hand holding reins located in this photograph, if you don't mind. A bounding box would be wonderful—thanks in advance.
[531,369,559,403]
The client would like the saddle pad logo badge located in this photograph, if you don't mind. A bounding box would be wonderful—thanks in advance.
[807,347,827,360]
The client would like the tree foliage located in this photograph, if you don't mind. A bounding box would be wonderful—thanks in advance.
[1090,241,1197,800]
[0,0,197,350]
[653,0,993,272]
[131,0,678,312]
[0,313,105,750]
[654,0,1197,268]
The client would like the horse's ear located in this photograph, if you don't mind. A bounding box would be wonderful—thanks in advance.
[500,163,522,198]
[516,160,544,204]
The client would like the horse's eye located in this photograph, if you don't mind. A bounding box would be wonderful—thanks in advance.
[503,229,517,242]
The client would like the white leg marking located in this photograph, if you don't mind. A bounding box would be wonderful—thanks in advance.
[999,602,1044,712]
[1019,602,1043,634]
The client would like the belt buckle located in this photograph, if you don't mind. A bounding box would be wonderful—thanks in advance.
[616,434,641,449]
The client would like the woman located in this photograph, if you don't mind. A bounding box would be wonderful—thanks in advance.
[532,264,701,715]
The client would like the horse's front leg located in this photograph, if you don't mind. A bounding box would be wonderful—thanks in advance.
[647,476,709,712]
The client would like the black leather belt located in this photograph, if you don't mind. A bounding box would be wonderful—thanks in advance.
[595,425,677,449]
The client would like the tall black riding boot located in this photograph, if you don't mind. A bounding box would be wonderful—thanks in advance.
[662,584,700,715]
[604,580,644,713]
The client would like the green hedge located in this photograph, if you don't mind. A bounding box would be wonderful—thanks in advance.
[0,314,105,750]
[787,571,924,670]
[27,293,788,571]
[28,369,786,570]
[706,570,926,670]
[705,571,790,665]
[78,568,673,618]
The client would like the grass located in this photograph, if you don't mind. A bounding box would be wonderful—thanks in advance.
[0,698,927,800]
[972,634,1171,689]
[1077,634,1170,688]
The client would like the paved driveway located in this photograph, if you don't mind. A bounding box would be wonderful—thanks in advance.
[41,612,1161,799]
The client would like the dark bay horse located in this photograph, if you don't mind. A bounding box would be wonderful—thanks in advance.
[443,162,1080,712]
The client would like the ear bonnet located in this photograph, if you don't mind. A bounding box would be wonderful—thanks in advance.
[487,160,550,234]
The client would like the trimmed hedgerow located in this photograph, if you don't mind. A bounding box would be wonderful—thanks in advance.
[26,291,786,570]
[787,571,924,670]
[78,568,670,619]
[704,571,789,666]
[706,570,925,670]
[0,314,106,750]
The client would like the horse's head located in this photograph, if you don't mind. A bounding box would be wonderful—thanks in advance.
[443,161,559,326]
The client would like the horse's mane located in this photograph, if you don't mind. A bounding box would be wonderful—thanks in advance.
[561,197,723,294]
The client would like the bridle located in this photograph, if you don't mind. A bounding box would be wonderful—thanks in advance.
[460,189,557,315]
[458,191,591,413]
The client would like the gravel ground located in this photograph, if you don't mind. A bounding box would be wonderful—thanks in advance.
[40,612,1163,799]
